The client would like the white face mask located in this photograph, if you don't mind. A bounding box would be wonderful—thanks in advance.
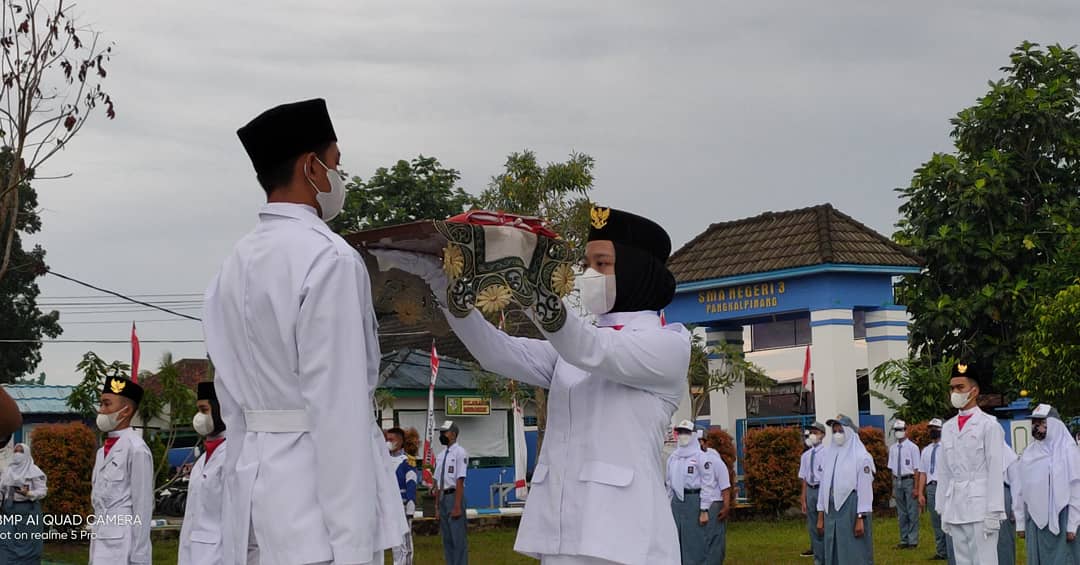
[96,409,123,433]
[11,452,27,465]
[307,156,347,222]
[950,391,972,410]
[579,267,616,315]
[833,432,847,446]
[192,413,215,436]
[805,434,821,447]
[894,430,906,440]
[676,433,692,447]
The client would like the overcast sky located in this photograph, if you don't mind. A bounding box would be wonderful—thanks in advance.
[22,0,1080,385]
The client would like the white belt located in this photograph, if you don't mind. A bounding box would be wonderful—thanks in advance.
[244,410,310,433]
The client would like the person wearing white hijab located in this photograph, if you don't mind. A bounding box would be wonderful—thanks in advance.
[0,442,48,564]
[1013,404,1080,565]
[815,414,875,565]
[666,421,711,565]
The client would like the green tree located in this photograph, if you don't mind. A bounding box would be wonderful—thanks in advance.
[0,149,62,383]
[687,333,772,422]
[328,155,474,234]
[894,42,1080,395]
[140,353,197,486]
[870,357,956,424]
[67,352,128,418]
[1013,284,1080,419]
[475,150,595,258]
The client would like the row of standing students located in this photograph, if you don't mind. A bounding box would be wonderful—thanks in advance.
[798,363,1080,565]
[667,421,733,565]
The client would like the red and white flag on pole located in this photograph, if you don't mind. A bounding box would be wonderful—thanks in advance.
[421,340,440,488]
[131,323,141,383]
[801,345,811,392]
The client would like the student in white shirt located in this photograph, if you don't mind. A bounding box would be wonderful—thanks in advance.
[434,420,469,565]
[888,419,921,549]
[698,430,731,564]
[917,418,947,560]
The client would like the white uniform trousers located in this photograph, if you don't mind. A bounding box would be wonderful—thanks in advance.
[949,522,999,565]
[248,521,382,565]
[541,556,622,565]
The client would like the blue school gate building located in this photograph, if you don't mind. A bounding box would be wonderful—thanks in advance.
[663,205,922,475]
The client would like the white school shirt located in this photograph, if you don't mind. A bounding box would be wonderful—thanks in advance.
[887,439,921,477]
[920,441,942,484]
[799,444,824,487]
[434,443,469,490]
[702,448,731,507]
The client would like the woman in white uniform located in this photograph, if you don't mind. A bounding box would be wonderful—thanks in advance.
[375,206,691,565]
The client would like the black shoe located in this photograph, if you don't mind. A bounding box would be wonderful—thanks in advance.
[800,549,814,557]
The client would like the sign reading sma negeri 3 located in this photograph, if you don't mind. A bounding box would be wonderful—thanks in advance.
[698,281,787,314]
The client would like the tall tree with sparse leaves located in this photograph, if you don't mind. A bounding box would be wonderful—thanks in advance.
[0,0,115,282]
[476,150,595,259]
[474,149,596,455]
[894,42,1080,396]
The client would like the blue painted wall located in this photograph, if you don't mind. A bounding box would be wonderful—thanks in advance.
[525,430,538,477]
[667,272,897,326]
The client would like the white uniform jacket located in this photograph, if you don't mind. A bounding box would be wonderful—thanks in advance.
[935,407,1005,526]
[204,203,407,565]
[446,307,690,565]
[179,441,227,565]
[89,427,153,565]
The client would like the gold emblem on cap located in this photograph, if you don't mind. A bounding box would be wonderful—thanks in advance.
[590,206,610,229]
[956,363,968,374]
[110,379,126,394]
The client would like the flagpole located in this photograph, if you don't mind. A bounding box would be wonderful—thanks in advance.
[421,340,440,488]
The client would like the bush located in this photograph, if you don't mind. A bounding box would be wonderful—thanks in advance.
[703,426,737,487]
[30,422,96,519]
[858,427,891,509]
[743,426,802,516]
[905,421,932,450]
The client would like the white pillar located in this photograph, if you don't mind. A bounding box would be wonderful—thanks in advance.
[706,327,746,434]
[865,308,910,430]
[810,309,860,425]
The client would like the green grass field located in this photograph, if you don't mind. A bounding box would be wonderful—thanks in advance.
[42,515,1029,564]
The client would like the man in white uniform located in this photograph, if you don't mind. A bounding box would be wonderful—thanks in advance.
[374,206,691,565]
[888,419,921,549]
[204,98,407,565]
[698,429,731,564]
[936,363,1005,565]
[433,421,469,565]
[89,375,153,565]
[179,381,228,565]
